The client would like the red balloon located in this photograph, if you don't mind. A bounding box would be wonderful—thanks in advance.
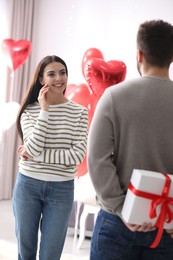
[82,48,127,99]
[2,39,32,71]
[65,83,99,177]
[66,49,127,177]
[65,83,98,127]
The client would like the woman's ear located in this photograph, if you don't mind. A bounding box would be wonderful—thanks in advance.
[39,77,44,85]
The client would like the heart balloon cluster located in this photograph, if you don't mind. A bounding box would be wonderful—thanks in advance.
[2,39,32,71]
[65,48,127,177]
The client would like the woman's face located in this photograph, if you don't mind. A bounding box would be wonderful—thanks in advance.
[40,61,68,95]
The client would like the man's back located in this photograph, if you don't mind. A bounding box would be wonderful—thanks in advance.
[111,76,173,188]
[88,76,173,216]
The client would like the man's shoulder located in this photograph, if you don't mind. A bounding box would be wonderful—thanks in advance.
[105,77,142,99]
[110,77,142,92]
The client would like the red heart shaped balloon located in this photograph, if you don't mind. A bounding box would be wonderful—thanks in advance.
[2,39,32,71]
[82,48,127,99]
[65,83,98,177]
[66,49,127,177]
[65,83,98,127]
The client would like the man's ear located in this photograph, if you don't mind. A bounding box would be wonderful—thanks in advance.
[137,50,143,63]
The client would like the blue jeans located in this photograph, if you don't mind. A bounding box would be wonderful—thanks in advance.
[12,173,74,260]
[90,209,173,260]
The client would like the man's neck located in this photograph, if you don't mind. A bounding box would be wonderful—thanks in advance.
[142,66,170,80]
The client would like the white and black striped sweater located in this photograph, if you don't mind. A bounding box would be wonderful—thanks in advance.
[19,100,88,181]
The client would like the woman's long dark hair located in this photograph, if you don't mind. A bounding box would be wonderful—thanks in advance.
[16,55,68,140]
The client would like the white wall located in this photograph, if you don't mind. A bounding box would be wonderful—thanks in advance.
[31,0,173,84]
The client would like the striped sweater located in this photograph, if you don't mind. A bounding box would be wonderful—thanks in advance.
[19,100,88,181]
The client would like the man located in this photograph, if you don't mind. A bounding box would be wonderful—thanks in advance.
[88,20,173,260]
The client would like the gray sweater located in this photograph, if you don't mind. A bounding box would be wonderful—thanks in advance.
[88,76,173,217]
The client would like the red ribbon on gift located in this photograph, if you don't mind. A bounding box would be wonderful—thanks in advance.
[128,173,173,248]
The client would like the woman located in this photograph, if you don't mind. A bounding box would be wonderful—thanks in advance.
[13,55,88,260]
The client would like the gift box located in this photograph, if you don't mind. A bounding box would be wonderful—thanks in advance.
[121,169,173,229]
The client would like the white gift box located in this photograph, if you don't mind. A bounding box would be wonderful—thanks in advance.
[121,169,173,229]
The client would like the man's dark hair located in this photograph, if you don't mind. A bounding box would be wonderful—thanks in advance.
[137,20,173,67]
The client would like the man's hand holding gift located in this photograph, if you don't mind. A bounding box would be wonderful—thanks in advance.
[123,220,156,233]
[124,220,173,239]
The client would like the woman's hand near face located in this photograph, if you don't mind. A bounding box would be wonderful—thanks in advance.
[38,84,49,111]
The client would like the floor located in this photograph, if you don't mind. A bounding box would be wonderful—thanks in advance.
[0,200,91,260]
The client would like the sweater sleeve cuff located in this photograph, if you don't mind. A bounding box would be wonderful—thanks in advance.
[39,110,49,120]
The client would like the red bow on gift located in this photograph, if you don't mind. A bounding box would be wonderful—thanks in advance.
[128,173,173,248]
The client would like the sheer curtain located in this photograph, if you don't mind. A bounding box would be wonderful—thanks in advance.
[0,0,37,200]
